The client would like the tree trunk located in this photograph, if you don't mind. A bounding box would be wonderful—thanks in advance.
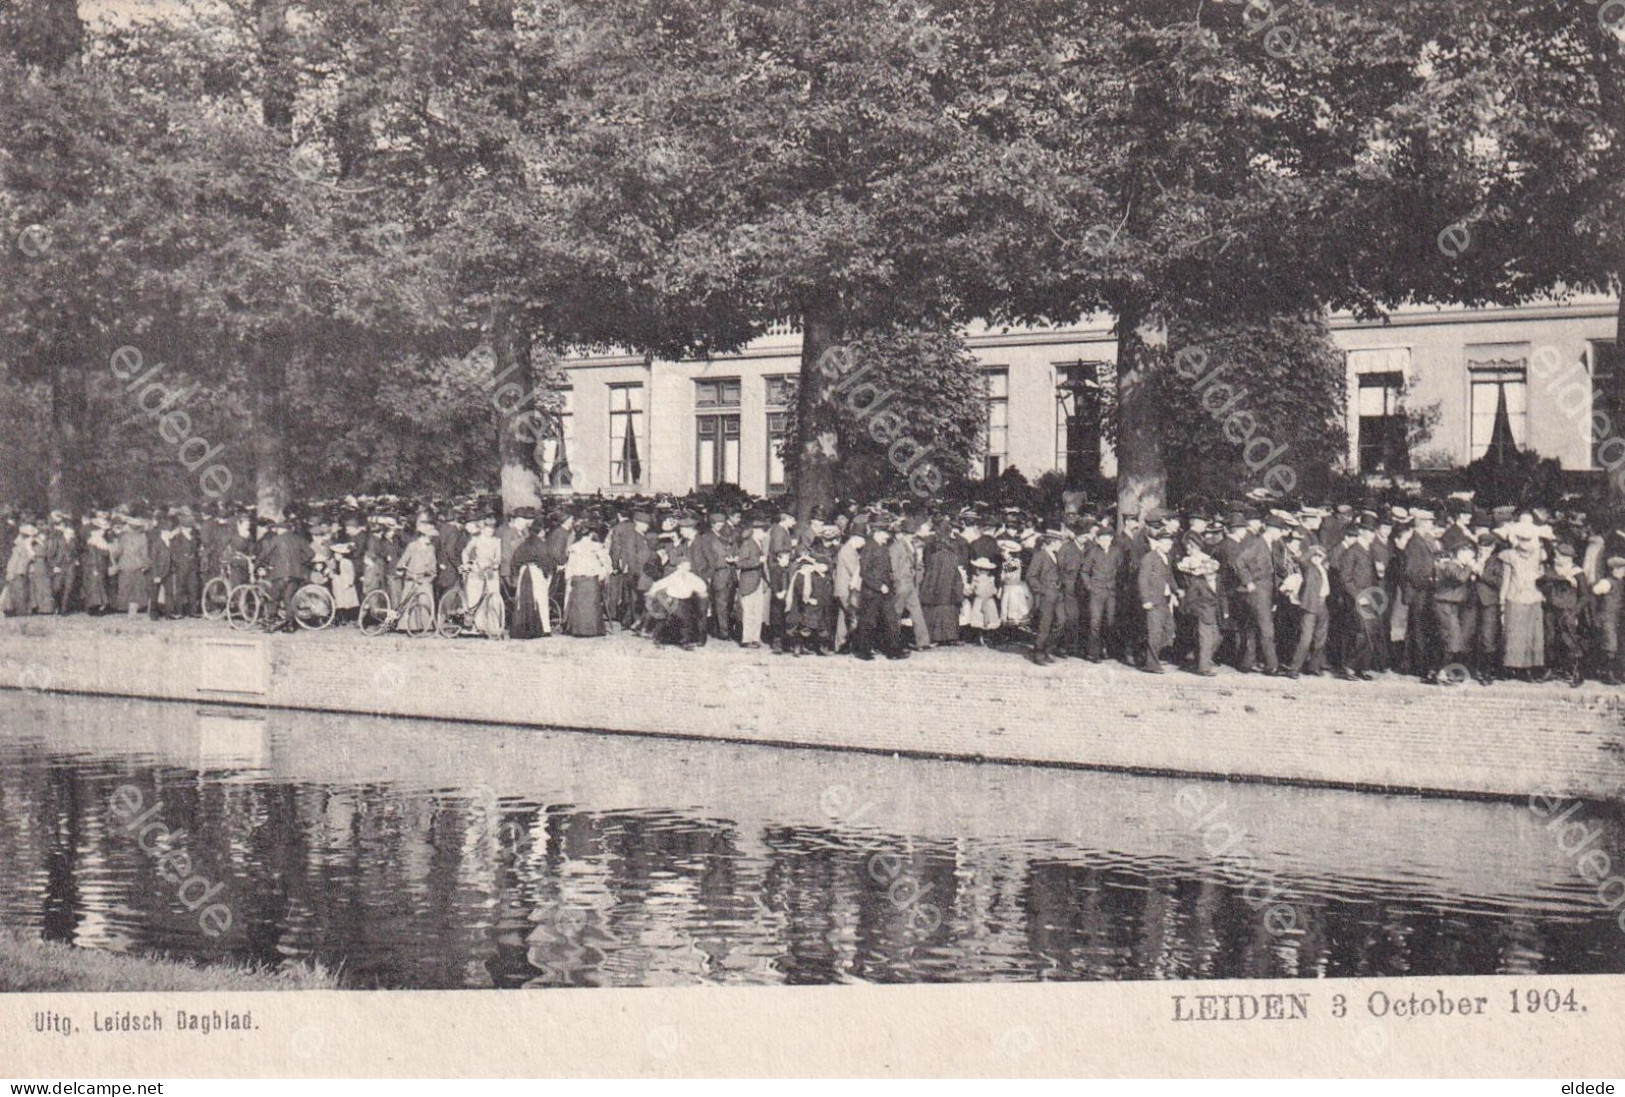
[250,338,290,520]
[249,0,292,521]
[1596,33,1625,506]
[490,304,545,514]
[46,341,86,517]
[31,0,85,517]
[792,312,847,526]
[1113,299,1167,519]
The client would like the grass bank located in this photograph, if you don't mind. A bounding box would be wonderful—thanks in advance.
[0,931,341,993]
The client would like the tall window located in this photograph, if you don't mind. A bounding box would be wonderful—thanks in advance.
[547,388,574,487]
[1356,372,1408,474]
[1347,347,1411,475]
[765,375,796,492]
[608,383,646,486]
[696,378,742,487]
[983,368,1009,479]
[1592,340,1621,469]
[1469,359,1528,460]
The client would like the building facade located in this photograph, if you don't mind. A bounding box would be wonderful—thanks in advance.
[551,297,1621,497]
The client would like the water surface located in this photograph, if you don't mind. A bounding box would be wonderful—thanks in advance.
[0,691,1620,989]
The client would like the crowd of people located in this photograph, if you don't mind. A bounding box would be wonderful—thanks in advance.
[5,492,1625,687]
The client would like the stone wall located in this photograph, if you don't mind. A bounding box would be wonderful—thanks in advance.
[1,617,1622,801]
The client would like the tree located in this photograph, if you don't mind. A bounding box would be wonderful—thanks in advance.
[1137,314,1348,503]
[556,0,1077,522]
[781,327,986,503]
[0,0,85,515]
[948,0,1613,515]
[1405,3,1625,496]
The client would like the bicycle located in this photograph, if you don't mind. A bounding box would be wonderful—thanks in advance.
[437,566,507,639]
[201,570,233,621]
[226,563,336,632]
[358,582,437,638]
[204,549,256,622]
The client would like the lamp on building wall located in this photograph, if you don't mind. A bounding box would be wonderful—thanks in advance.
[1057,362,1105,489]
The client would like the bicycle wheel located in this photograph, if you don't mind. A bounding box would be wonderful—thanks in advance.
[226,584,262,631]
[548,585,565,630]
[401,592,437,637]
[201,576,231,621]
[358,589,393,637]
[436,588,467,639]
[293,584,336,630]
[490,592,507,639]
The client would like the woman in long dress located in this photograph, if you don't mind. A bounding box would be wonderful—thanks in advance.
[112,518,151,614]
[563,528,610,637]
[460,516,504,636]
[1499,523,1547,675]
[328,543,360,621]
[81,520,111,614]
[3,525,34,616]
[26,533,51,614]
[394,524,439,631]
[998,539,1031,628]
[919,533,964,644]
[509,526,552,639]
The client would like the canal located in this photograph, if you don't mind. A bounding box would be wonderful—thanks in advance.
[0,691,1621,989]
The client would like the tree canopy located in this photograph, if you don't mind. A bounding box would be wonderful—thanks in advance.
[0,0,1619,515]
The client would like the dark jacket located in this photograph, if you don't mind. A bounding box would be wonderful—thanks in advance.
[1026,546,1063,599]
[257,530,312,581]
[735,536,767,596]
[858,538,894,594]
[1082,539,1126,596]
[1231,535,1274,592]
[1299,560,1330,616]
[1137,549,1175,608]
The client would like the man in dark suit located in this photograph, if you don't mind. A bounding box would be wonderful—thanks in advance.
[1056,521,1087,657]
[853,526,902,660]
[1082,522,1126,662]
[1434,538,1478,678]
[693,511,736,639]
[169,508,202,617]
[1403,509,1443,682]
[147,512,174,620]
[255,516,313,631]
[437,511,468,598]
[1137,527,1177,673]
[1226,513,1279,674]
[1439,502,1476,555]
[1471,532,1504,683]
[1595,555,1625,684]
[1179,555,1222,676]
[768,511,799,558]
[1026,529,1065,665]
[662,515,707,648]
[1331,516,1381,679]
[1285,544,1332,677]
[45,515,78,614]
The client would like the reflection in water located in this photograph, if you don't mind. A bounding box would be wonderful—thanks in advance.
[0,692,1621,989]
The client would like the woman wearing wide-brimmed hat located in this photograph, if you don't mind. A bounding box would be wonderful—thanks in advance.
[1497,514,1549,677]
